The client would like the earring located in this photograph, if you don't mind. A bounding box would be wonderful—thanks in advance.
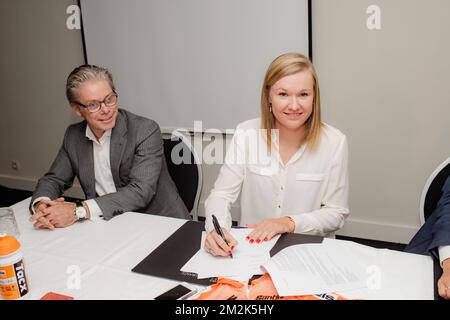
[269,103,272,113]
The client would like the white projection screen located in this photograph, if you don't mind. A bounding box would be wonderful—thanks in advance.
[80,0,310,131]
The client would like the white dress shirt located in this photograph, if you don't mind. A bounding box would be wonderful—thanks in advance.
[32,126,116,221]
[83,126,117,219]
[439,246,450,265]
[205,118,349,237]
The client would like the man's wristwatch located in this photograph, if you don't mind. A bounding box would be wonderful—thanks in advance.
[74,200,87,221]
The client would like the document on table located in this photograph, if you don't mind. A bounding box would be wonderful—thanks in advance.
[180,228,279,280]
[262,239,370,296]
[334,240,434,300]
[262,238,434,299]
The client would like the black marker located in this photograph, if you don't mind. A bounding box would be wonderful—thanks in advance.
[212,214,233,258]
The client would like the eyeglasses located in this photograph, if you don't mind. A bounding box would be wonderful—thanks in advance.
[75,92,118,113]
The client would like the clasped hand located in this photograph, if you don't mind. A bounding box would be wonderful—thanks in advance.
[29,198,78,229]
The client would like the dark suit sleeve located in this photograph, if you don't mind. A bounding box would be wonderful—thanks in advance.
[29,127,75,212]
[428,176,450,253]
[95,121,163,219]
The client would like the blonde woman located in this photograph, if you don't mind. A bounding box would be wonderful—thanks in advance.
[204,53,349,257]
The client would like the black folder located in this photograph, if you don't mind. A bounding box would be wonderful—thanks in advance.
[132,220,323,285]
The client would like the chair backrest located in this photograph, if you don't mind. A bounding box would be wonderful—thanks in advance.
[419,157,450,225]
[163,134,202,221]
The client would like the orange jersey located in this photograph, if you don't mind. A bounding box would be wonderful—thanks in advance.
[249,273,349,300]
[195,273,349,300]
[195,277,248,300]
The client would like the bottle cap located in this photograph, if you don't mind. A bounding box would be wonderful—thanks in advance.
[0,234,21,256]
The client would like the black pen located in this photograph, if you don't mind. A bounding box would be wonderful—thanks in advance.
[211,214,233,258]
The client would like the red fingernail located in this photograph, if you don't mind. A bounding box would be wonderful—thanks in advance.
[256,239,261,243]
[245,236,250,240]
[264,237,268,241]
[231,246,234,250]
[249,239,254,244]
[228,250,232,254]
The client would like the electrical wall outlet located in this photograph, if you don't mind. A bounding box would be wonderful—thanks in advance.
[11,160,20,171]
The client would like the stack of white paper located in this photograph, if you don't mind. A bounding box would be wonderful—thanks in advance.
[262,238,434,300]
[180,228,279,280]
[262,239,368,296]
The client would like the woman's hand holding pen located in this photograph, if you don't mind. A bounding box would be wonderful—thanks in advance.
[246,216,295,243]
[204,229,237,257]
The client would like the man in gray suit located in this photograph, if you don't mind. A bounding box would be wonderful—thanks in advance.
[29,64,189,229]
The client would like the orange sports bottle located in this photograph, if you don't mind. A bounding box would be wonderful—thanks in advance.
[0,235,29,300]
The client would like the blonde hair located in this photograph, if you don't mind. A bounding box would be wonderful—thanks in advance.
[66,64,115,102]
[261,52,322,151]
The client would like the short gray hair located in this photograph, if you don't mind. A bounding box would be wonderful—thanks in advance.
[66,64,115,102]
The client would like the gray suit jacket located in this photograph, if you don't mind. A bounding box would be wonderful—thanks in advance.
[30,109,190,220]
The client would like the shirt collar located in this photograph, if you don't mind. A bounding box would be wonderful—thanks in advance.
[269,128,307,167]
[85,125,112,144]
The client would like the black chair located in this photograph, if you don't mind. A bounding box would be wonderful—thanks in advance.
[419,157,450,224]
[163,133,202,221]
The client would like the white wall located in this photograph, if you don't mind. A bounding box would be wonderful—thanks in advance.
[0,0,84,196]
[2,0,450,244]
[313,0,450,242]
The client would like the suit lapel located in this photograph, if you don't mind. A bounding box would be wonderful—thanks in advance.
[77,124,96,198]
[110,110,128,188]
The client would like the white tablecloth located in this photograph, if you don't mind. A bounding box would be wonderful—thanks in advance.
[9,197,435,300]
[11,198,194,300]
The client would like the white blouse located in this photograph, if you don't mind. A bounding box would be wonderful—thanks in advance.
[205,118,349,237]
